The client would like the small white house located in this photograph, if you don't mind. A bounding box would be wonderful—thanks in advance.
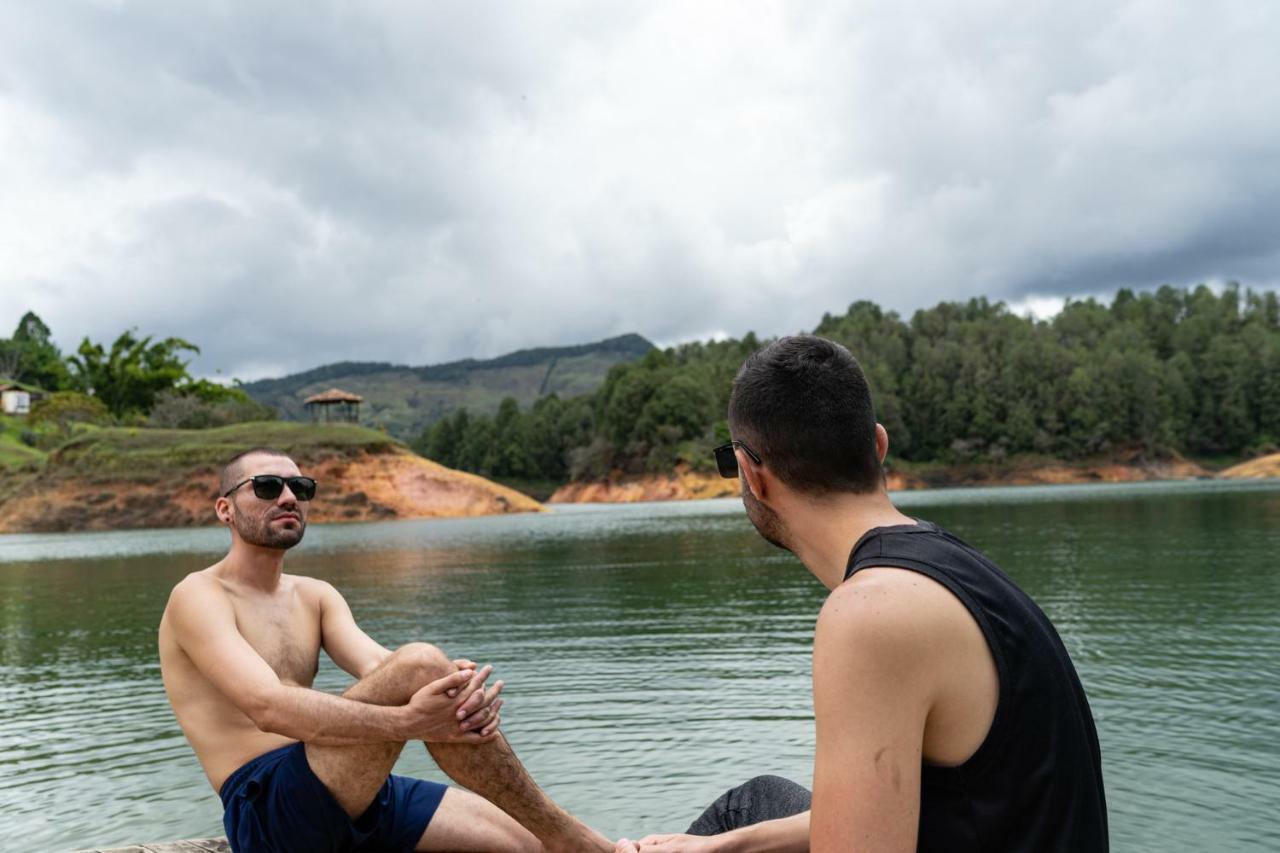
[1,386,32,416]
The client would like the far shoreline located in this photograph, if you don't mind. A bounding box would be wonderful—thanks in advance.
[542,451,1280,504]
[2,444,1277,537]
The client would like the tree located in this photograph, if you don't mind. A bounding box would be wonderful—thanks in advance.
[0,338,19,380]
[489,397,535,477]
[1,311,72,390]
[28,391,111,431]
[66,331,201,417]
[416,409,472,468]
[147,388,276,429]
[413,285,1280,484]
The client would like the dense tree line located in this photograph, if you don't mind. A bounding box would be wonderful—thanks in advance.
[416,285,1280,482]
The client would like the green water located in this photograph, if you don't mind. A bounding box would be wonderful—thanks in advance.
[1,480,1278,851]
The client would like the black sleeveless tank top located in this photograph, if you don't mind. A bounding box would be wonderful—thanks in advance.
[845,521,1109,852]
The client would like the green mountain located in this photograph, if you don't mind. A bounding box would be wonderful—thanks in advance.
[241,334,654,440]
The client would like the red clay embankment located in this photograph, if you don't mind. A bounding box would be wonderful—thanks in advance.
[1217,452,1280,480]
[0,423,541,534]
[548,455,1217,504]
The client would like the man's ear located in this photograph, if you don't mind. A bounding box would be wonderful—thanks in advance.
[739,449,768,502]
[875,423,889,465]
[214,496,233,525]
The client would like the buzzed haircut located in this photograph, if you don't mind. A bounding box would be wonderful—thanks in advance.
[728,335,882,495]
[219,447,293,496]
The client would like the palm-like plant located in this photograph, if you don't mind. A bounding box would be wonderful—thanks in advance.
[66,331,200,418]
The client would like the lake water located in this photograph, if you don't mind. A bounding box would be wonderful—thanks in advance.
[1,480,1278,852]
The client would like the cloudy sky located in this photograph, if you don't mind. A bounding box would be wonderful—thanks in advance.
[3,1,1279,380]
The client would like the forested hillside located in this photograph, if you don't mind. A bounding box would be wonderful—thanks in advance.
[242,334,653,439]
[418,285,1280,486]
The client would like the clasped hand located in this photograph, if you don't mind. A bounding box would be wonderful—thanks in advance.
[405,659,505,744]
[614,834,723,853]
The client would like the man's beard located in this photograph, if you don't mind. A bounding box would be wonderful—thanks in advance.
[234,507,306,550]
[742,480,792,553]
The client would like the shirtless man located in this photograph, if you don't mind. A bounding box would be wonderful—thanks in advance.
[159,447,611,853]
[617,336,1108,852]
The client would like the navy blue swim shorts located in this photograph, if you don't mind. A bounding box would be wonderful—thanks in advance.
[219,742,449,853]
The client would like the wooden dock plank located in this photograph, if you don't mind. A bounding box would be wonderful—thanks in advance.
[75,838,230,853]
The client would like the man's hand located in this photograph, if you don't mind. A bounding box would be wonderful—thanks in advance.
[615,835,723,853]
[445,659,478,698]
[454,664,504,734]
[405,664,504,743]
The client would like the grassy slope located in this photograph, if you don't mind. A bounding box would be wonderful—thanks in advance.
[0,434,44,470]
[0,416,47,499]
[0,420,545,532]
[242,336,653,439]
[42,421,399,484]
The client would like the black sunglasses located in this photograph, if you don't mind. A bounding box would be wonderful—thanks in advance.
[223,475,317,502]
[712,440,762,479]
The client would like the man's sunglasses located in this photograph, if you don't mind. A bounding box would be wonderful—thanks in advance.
[712,440,762,479]
[223,475,318,502]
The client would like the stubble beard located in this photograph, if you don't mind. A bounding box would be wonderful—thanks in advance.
[233,504,307,550]
[741,479,793,553]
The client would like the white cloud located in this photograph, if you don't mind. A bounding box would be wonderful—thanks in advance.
[1005,295,1068,321]
[2,0,1278,380]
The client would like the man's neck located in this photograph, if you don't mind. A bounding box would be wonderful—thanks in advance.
[787,490,918,590]
[218,541,288,591]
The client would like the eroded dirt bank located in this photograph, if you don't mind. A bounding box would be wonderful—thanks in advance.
[548,455,1220,504]
[0,446,541,534]
[1218,452,1280,480]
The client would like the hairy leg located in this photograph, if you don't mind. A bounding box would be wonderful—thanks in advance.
[303,642,446,816]
[308,643,608,852]
[427,735,612,853]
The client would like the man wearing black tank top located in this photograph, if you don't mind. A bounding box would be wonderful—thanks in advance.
[615,336,1108,853]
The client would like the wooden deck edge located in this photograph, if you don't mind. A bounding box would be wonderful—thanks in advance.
[74,838,230,852]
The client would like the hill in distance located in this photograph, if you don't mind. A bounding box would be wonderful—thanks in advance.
[242,333,654,440]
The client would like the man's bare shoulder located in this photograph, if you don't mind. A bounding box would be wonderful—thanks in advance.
[818,568,976,668]
[830,567,972,622]
[820,570,928,647]
[286,573,341,602]
[166,567,226,609]
[159,571,235,669]
[161,569,237,642]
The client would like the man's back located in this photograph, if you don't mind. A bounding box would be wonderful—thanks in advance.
[159,568,324,791]
[845,521,1109,852]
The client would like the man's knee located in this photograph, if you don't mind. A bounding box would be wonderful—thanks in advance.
[388,642,454,687]
[688,775,812,834]
[729,774,812,817]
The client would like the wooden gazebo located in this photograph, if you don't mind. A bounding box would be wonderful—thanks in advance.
[303,388,363,424]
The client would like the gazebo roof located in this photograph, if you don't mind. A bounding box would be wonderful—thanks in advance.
[303,388,364,405]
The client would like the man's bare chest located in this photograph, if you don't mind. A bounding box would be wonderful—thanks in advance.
[231,595,321,686]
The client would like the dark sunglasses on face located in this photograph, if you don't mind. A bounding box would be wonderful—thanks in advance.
[712,440,762,479]
[223,475,317,502]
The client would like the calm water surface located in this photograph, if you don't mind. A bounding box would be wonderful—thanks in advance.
[1,480,1278,851]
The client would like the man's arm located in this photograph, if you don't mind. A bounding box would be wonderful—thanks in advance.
[809,574,933,853]
[167,576,483,745]
[313,580,483,710]
[616,811,810,853]
[314,580,394,678]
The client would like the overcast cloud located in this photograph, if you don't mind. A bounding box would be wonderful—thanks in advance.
[2,1,1279,380]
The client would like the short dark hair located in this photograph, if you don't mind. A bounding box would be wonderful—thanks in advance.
[728,335,881,495]
[219,447,294,496]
